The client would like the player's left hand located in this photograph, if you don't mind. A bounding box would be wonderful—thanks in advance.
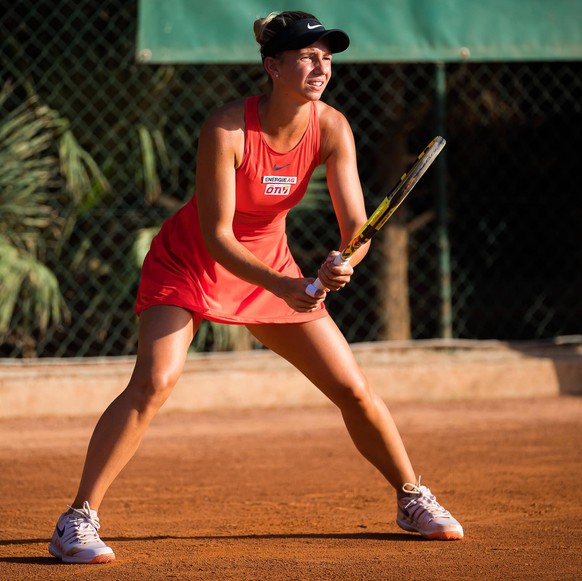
[316,251,353,292]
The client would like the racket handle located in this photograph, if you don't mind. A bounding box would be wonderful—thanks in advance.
[305,254,349,297]
[305,278,326,297]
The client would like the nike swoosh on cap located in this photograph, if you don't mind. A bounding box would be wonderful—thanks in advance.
[307,23,323,29]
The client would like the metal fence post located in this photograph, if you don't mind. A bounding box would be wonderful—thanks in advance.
[435,62,453,339]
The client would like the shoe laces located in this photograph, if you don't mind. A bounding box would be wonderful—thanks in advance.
[63,501,102,544]
[401,477,451,519]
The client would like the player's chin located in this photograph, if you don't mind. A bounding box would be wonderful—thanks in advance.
[304,83,327,99]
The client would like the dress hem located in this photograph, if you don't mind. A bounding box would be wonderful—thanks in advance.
[135,300,328,325]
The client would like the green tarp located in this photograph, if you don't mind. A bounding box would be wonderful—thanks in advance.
[137,0,582,63]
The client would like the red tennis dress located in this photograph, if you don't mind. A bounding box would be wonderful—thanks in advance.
[135,96,328,324]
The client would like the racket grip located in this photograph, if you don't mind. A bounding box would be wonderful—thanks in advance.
[305,278,326,297]
[305,254,349,297]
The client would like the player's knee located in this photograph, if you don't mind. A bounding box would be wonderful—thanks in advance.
[333,375,373,412]
[127,370,179,414]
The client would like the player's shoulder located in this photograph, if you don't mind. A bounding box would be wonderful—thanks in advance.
[316,101,354,161]
[202,98,246,135]
[316,101,350,131]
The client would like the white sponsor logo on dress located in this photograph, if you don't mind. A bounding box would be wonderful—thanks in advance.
[262,175,297,184]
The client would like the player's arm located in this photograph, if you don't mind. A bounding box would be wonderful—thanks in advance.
[195,105,325,312]
[317,105,370,290]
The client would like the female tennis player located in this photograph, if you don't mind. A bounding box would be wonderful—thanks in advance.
[49,11,463,564]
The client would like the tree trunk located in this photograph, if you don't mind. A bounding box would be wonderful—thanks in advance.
[379,217,411,340]
[376,132,412,341]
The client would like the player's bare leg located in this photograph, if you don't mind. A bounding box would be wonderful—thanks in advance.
[49,306,197,563]
[247,316,416,489]
[248,316,463,540]
[72,305,197,510]
[249,317,464,540]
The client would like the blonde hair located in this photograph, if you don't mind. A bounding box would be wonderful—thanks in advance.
[253,11,316,55]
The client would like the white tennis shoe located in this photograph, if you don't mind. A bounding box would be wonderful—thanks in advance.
[397,479,464,540]
[48,501,115,564]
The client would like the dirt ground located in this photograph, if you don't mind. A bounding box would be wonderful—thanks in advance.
[0,396,581,580]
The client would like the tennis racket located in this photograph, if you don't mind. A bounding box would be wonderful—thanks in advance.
[305,135,446,297]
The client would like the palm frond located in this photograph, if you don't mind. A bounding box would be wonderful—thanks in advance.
[0,88,106,349]
[133,227,160,267]
[0,99,61,250]
[0,236,67,334]
[58,129,110,210]
[138,125,161,204]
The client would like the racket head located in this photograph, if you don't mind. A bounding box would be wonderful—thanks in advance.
[341,136,446,259]
[373,135,445,230]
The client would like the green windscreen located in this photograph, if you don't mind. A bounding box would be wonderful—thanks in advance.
[137,0,582,63]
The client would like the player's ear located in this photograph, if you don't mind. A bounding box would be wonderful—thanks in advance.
[263,57,280,79]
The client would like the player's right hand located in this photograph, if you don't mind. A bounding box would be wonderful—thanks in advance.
[272,276,326,312]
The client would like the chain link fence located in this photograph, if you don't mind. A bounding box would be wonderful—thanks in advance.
[1,1,581,357]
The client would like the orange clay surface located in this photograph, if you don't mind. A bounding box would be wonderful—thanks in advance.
[0,396,581,580]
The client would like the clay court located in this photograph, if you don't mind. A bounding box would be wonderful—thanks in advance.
[1,387,581,580]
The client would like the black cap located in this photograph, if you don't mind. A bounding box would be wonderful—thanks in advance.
[261,18,350,60]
